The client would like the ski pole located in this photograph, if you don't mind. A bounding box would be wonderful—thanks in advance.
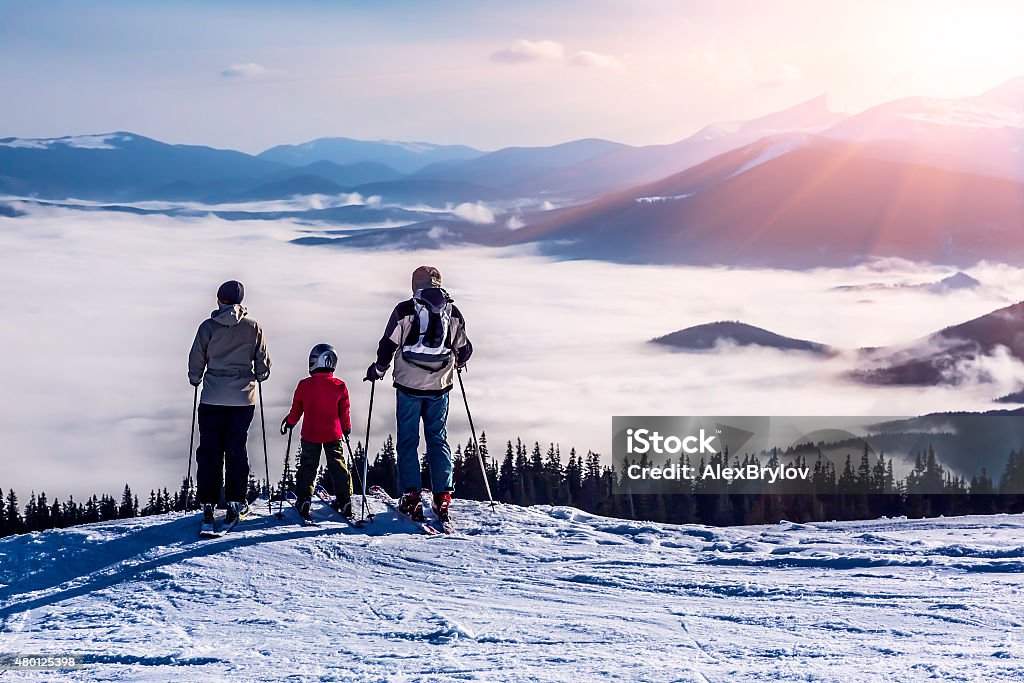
[187,384,198,510]
[257,380,273,516]
[344,434,374,523]
[456,367,496,510]
[363,380,375,507]
[276,426,291,520]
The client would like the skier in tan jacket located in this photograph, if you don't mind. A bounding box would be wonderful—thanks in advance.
[188,280,271,531]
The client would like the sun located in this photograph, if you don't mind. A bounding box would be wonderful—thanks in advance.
[907,2,1024,94]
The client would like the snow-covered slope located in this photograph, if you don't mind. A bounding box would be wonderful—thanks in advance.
[1,500,1022,682]
[822,78,1024,181]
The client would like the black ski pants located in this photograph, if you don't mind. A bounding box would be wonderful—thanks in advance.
[196,403,255,505]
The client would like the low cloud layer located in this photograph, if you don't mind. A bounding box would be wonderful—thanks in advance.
[452,201,495,224]
[2,206,1023,500]
[491,39,623,71]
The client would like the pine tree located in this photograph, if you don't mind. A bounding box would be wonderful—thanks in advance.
[36,492,51,530]
[63,496,79,527]
[119,485,136,519]
[498,440,517,502]
[6,489,24,534]
[24,492,39,531]
[516,440,532,505]
[49,497,64,529]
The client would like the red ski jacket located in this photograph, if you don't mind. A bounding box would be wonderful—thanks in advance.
[285,373,352,444]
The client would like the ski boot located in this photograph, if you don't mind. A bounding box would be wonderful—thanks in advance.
[432,492,452,524]
[330,498,353,518]
[200,504,215,535]
[398,490,426,522]
[224,501,246,525]
[297,500,314,524]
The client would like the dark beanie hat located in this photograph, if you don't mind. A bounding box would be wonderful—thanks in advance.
[217,280,244,304]
[411,266,442,292]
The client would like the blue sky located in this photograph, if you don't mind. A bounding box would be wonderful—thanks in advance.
[1,0,1021,152]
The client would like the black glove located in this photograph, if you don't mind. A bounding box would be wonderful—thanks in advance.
[280,418,293,436]
[363,363,384,382]
[189,379,201,387]
[343,429,352,439]
[456,363,467,372]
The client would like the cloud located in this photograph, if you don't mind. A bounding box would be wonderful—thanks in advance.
[506,215,525,230]
[490,40,624,72]
[749,63,802,88]
[567,51,624,71]
[220,62,276,79]
[2,204,1021,500]
[452,201,495,224]
[490,40,564,64]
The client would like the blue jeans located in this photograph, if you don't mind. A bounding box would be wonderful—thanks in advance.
[396,389,454,494]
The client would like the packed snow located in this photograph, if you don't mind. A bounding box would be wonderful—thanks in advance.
[634,193,693,204]
[1,501,1022,681]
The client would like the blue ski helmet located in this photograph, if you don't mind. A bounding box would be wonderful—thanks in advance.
[308,343,338,374]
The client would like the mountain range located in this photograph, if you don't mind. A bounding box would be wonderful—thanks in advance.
[501,134,1024,267]
[855,299,1024,387]
[2,77,1022,267]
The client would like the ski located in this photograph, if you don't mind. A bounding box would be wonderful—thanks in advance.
[199,520,225,538]
[199,511,227,538]
[368,485,441,536]
[199,502,253,538]
[314,485,366,528]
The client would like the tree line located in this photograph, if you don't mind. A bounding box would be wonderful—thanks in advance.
[3,434,1023,538]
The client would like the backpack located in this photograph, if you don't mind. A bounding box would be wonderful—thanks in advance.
[401,292,454,368]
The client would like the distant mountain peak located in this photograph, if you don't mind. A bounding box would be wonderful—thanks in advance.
[651,321,832,355]
[740,93,850,134]
[0,132,135,150]
[980,75,1024,109]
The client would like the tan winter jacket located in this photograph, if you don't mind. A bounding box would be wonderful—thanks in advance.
[188,304,271,406]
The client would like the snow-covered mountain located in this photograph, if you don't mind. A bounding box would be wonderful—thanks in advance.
[0,132,283,201]
[512,94,849,197]
[823,78,1024,181]
[2,499,1022,681]
[258,137,484,173]
[502,136,1024,267]
[412,138,629,189]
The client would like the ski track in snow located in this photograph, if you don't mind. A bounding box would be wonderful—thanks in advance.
[0,503,1022,682]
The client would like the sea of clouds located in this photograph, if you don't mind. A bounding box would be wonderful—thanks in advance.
[2,203,1024,500]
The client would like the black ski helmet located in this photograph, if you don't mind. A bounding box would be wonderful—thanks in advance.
[308,343,338,374]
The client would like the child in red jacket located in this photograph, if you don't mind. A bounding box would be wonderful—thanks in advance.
[280,344,353,521]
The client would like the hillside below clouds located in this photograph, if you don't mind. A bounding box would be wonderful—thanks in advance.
[857,299,1024,387]
[505,135,1024,267]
